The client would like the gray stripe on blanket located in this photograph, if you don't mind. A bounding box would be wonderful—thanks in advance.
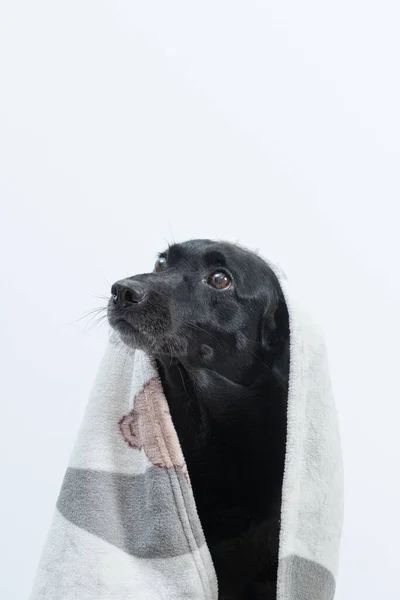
[57,466,205,558]
[279,555,336,600]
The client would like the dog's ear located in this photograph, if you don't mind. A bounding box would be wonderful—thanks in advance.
[261,298,290,389]
[261,298,289,350]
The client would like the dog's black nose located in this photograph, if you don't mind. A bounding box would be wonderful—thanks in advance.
[111,280,146,306]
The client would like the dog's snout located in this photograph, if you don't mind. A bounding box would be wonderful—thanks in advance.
[111,280,146,306]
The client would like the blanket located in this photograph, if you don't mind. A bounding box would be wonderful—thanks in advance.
[30,266,343,599]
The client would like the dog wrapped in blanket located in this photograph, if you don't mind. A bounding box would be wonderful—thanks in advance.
[30,240,343,600]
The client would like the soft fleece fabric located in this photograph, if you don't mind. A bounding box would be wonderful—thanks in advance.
[30,268,343,600]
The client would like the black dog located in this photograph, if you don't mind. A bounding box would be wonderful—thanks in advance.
[108,239,289,600]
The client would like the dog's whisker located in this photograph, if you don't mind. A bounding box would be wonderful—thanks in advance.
[167,221,176,245]
[90,293,110,301]
[176,364,194,403]
[69,306,107,326]
[185,323,221,345]
[84,312,109,333]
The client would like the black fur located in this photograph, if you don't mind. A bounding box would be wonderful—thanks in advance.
[108,240,289,600]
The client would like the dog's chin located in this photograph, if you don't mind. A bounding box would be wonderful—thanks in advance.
[109,319,174,359]
[116,330,141,350]
[109,318,145,351]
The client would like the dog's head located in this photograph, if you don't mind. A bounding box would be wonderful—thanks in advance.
[108,240,288,384]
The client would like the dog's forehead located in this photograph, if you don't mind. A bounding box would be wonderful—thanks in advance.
[164,240,258,268]
[159,240,278,299]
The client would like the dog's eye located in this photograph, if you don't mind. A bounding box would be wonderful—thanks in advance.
[154,256,167,272]
[208,271,232,290]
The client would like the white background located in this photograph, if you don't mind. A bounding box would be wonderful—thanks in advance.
[1,2,399,598]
